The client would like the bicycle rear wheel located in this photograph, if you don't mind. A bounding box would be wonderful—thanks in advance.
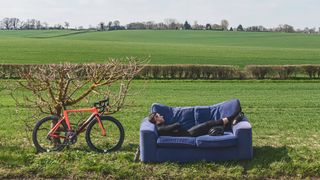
[32,116,68,153]
[85,116,124,153]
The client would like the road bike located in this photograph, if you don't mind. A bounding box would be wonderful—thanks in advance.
[32,98,124,153]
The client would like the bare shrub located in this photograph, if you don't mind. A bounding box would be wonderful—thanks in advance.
[10,58,145,117]
[273,65,300,79]
[245,65,275,79]
[150,65,161,79]
[300,65,319,78]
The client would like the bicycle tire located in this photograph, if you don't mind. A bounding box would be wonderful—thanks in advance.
[32,116,68,153]
[85,116,124,153]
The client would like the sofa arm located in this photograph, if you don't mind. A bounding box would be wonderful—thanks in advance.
[232,116,253,159]
[232,116,252,136]
[140,118,158,162]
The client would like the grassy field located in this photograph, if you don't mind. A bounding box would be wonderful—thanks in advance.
[1,80,320,179]
[0,30,320,66]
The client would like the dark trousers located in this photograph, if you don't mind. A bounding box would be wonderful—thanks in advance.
[187,119,224,137]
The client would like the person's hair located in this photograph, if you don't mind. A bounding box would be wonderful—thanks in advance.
[148,112,157,124]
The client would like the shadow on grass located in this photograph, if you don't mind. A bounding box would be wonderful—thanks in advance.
[239,145,291,173]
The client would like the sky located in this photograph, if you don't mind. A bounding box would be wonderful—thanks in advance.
[1,0,319,29]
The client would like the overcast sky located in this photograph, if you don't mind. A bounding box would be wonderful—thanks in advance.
[1,0,319,29]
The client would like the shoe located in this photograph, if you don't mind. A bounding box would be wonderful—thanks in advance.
[232,112,244,125]
[208,126,224,136]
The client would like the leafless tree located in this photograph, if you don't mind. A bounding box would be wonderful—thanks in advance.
[164,18,178,29]
[11,58,146,117]
[36,20,42,29]
[107,21,112,30]
[145,21,155,29]
[64,22,70,29]
[2,18,11,29]
[113,20,120,27]
[221,19,229,30]
[11,18,20,29]
[99,22,105,31]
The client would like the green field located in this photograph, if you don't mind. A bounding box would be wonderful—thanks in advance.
[0,30,320,66]
[1,80,320,179]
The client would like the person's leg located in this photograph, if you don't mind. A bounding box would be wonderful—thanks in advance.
[187,119,225,137]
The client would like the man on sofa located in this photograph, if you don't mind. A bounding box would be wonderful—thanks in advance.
[134,104,244,161]
[148,111,244,137]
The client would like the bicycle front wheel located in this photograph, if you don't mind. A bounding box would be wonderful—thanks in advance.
[32,116,68,153]
[85,116,124,153]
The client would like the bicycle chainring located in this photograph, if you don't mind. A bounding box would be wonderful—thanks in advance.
[65,131,77,145]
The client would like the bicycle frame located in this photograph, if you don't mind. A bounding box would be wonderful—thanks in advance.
[48,107,106,139]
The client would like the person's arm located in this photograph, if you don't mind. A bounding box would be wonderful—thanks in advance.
[157,122,181,135]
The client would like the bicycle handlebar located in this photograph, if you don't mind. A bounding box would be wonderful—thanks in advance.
[93,98,109,113]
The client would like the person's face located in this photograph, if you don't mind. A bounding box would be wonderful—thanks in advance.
[154,113,165,125]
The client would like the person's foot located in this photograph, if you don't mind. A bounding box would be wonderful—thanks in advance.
[232,112,244,125]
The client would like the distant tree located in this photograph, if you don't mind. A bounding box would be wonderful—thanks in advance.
[107,21,112,30]
[54,24,63,29]
[127,22,146,30]
[29,19,37,29]
[113,20,120,29]
[184,21,191,30]
[221,19,229,30]
[43,22,49,29]
[11,18,20,29]
[2,18,11,29]
[192,21,199,30]
[99,22,105,31]
[145,21,155,29]
[237,24,244,31]
[164,18,178,29]
[36,20,42,29]
[64,22,70,29]
[229,27,233,31]
[205,24,211,30]
[156,22,167,30]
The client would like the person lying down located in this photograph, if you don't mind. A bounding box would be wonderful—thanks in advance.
[148,111,244,137]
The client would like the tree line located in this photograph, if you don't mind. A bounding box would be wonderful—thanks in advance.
[1,17,319,34]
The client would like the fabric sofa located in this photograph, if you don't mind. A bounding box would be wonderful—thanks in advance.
[139,99,253,162]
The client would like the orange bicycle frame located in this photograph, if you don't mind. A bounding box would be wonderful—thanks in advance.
[48,107,106,139]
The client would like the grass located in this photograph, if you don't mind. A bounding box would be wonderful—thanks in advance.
[1,80,320,179]
[0,30,320,66]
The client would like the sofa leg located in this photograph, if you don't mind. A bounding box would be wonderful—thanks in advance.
[134,146,140,162]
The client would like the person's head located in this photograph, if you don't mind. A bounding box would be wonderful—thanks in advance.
[148,112,165,125]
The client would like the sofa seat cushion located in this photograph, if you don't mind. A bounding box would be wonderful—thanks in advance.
[196,132,237,148]
[157,136,196,147]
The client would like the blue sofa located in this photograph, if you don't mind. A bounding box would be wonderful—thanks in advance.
[139,99,253,162]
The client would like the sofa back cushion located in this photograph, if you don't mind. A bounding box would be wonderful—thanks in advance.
[194,106,218,125]
[172,107,195,130]
[194,99,241,131]
[217,99,241,120]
